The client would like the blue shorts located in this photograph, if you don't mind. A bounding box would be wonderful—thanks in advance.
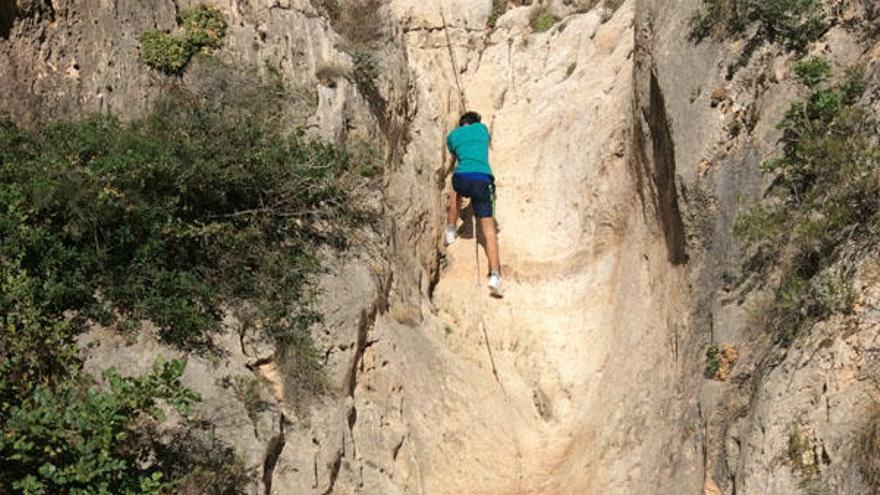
[453,174,495,219]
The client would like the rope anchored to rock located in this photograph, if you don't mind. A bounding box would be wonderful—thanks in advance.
[439,7,468,114]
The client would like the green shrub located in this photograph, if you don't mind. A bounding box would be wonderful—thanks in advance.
[179,5,227,50]
[352,50,383,116]
[794,56,831,88]
[139,30,194,74]
[139,4,228,75]
[1,73,365,492]
[689,0,826,52]
[352,50,379,86]
[0,358,198,494]
[704,344,738,380]
[734,60,876,344]
[531,9,559,32]
[705,345,722,378]
[0,89,364,351]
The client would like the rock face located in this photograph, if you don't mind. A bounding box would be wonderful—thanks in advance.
[345,2,697,493]
[2,0,879,493]
[638,1,880,494]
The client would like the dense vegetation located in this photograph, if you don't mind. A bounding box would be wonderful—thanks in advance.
[735,58,877,345]
[139,5,227,74]
[0,75,370,492]
[689,0,827,51]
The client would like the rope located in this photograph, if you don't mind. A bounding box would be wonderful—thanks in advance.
[474,219,482,286]
[474,220,502,382]
[439,7,468,113]
[473,216,519,492]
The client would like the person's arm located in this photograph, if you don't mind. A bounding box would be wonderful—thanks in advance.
[447,153,457,175]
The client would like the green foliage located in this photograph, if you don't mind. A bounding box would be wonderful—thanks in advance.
[531,9,560,33]
[704,344,738,380]
[794,56,831,88]
[0,263,80,418]
[488,0,508,28]
[0,91,362,350]
[705,345,722,378]
[352,51,379,87]
[0,358,198,494]
[1,77,368,491]
[689,0,827,52]
[139,30,193,75]
[734,60,877,344]
[139,4,227,74]
[351,50,384,117]
[178,5,227,50]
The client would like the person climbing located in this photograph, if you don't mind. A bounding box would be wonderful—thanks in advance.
[444,111,503,296]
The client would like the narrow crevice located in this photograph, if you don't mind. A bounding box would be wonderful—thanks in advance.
[0,2,17,39]
[262,415,288,495]
[391,432,407,461]
[631,21,688,266]
[347,403,359,456]
[320,441,345,495]
[646,71,688,265]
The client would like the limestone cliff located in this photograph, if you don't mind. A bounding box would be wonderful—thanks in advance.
[1,0,878,493]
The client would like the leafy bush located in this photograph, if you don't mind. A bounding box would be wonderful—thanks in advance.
[139,4,227,74]
[705,344,739,380]
[531,9,560,32]
[1,74,369,491]
[352,50,379,87]
[793,56,831,88]
[1,89,363,350]
[0,358,198,494]
[178,5,227,50]
[734,60,877,344]
[689,0,827,51]
[139,30,194,74]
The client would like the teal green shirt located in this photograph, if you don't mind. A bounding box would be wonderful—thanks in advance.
[447,122,493,177]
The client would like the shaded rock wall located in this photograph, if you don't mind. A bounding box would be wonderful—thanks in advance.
[638,0,880,493]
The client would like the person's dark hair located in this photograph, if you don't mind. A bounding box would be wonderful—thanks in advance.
[459,111,481,127]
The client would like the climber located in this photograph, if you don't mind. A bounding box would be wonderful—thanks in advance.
[444,111,503,296]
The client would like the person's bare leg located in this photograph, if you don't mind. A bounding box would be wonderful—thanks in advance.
[479,216,501,274]
[447,192,460,227]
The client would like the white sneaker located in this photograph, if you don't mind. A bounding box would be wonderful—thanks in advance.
[488,272,502,296]
[445,225,457,246]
